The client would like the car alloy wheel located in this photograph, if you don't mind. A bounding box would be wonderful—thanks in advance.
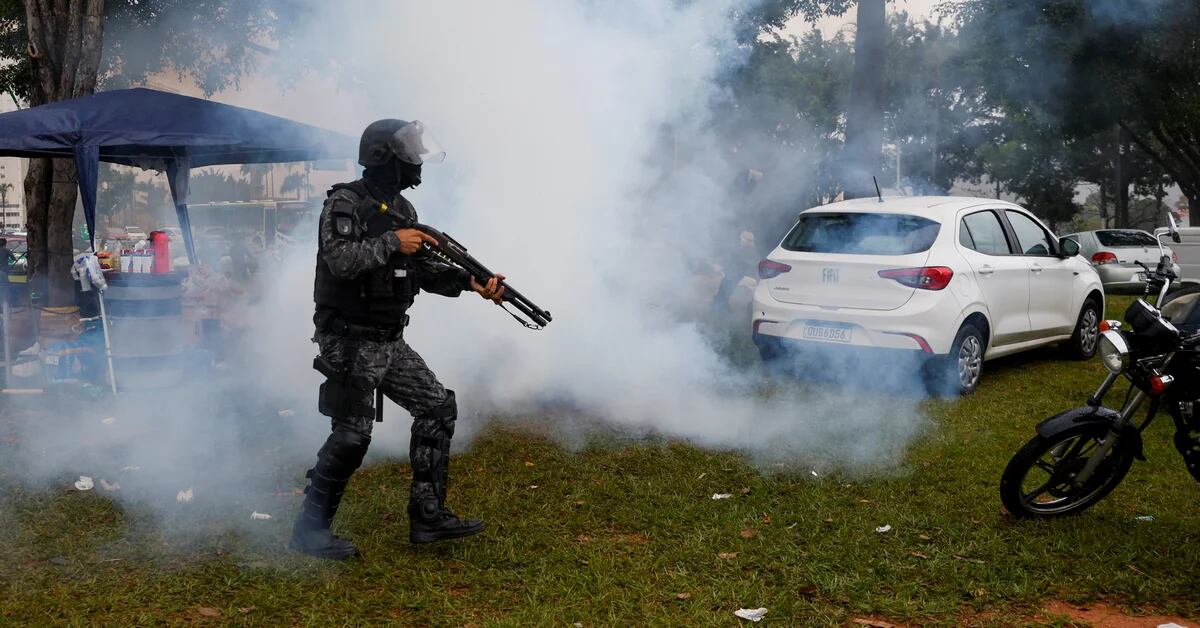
[1079,307,1099,355]
[958,335,982,389]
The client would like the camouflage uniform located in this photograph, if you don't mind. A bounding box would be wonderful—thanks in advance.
[292,178,482,559]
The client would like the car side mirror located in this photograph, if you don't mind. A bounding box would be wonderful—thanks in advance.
[1059,237,1080,258]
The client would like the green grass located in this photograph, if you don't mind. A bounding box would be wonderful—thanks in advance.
[2,296,1199,626]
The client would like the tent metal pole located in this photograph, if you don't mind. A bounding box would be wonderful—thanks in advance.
[96,291,118,394]
[1,289,10,384]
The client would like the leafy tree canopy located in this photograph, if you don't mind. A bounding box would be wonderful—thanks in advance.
[0,0,308,103]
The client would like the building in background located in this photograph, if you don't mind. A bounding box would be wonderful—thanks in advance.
[0,96,26,232]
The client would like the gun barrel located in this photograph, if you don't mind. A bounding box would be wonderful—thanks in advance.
[414,223,552,329]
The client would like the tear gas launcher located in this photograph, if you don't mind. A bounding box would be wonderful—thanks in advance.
[413,223,553,330]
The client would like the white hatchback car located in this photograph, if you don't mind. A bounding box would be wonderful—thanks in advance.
[752,196,1104,394]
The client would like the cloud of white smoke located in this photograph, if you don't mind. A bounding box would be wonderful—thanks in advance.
[2,1,930,537]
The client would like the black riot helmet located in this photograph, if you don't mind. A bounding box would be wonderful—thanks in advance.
[358,119,445,189]
[359,119,445,166]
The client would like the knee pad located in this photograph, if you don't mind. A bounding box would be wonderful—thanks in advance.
[315,426,372,481]
[423,389,457,434]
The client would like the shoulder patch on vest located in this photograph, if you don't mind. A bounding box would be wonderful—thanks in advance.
[335,216,354,237]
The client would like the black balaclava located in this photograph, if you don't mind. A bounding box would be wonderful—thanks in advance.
[363,158,422,197]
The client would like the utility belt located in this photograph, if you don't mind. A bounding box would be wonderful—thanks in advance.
[321,313,409,342]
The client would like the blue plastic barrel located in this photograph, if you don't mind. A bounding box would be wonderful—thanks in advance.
[103,272,186,389]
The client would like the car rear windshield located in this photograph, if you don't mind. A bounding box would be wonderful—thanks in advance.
[1096,230,1158,247]
[781,212,941,255]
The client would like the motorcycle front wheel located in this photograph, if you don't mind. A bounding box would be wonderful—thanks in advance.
[1000,423,1136,519]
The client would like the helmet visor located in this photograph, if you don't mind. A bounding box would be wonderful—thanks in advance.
[389,120,445,165]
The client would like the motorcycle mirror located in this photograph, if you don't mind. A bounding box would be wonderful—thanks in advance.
[1168,211,1182,243]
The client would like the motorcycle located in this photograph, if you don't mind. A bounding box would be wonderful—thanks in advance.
[999,213,1200,518]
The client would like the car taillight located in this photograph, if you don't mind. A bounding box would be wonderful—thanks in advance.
[758,259,791,280]
[1092,251,1118,265]
[877,266,954,290]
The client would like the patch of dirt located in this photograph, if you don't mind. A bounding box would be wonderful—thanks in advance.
[1037,601,1196,627]
[606,532,650,544]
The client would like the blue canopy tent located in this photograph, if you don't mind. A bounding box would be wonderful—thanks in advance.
[0,87,354,262]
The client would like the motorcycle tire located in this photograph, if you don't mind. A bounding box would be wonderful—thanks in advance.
[1000,422,1135,519]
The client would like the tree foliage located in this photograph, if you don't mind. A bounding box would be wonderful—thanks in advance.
[951,0,1200,224]
[0,1,301,304]
[722,0,1197,233]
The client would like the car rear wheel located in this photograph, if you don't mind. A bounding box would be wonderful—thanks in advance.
[924,323,984,396]
[1063,298,1101,360]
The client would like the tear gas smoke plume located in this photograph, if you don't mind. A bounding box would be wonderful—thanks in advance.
[254,0,931,461]
[2,1,930,532]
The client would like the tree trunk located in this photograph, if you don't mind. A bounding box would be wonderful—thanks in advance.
[1154,170,1167,227]
[1098,182,1108,228]
[1114,126,1129,228]
[22,0,106,306]
[842,0,887,199]
[1119,121,1200,227]
[23,158,51,281]
[48,159,77,305]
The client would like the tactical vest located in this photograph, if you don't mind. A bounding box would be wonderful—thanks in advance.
[313,181,419,327]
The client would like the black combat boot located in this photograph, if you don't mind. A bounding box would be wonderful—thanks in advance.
[408,433,485,544]
[290,428,370,560]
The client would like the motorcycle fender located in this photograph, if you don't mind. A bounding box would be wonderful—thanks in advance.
[1035,406,1146,461]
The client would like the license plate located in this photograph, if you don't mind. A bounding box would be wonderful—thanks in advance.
[802,323,853,344]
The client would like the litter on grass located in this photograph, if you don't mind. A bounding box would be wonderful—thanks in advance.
[734,608,768,622]
[875,524,892,533]
[250,511,272,521]
[1134,515,1155,522]
[176,488,194,503]
[712,493,733,500]
[74,476,93,491]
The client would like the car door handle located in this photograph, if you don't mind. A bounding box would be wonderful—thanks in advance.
[1030,264,1043,273]
[977,265,995,275]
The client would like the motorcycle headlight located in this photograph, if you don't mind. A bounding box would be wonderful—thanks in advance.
[1098,330,1130,374]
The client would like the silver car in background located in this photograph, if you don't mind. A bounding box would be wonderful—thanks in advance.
[1064,229,1180,294]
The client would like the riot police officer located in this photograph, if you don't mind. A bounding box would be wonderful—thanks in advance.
[291,119,505,560]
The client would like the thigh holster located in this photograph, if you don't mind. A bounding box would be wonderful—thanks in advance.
[314,355,375,418]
